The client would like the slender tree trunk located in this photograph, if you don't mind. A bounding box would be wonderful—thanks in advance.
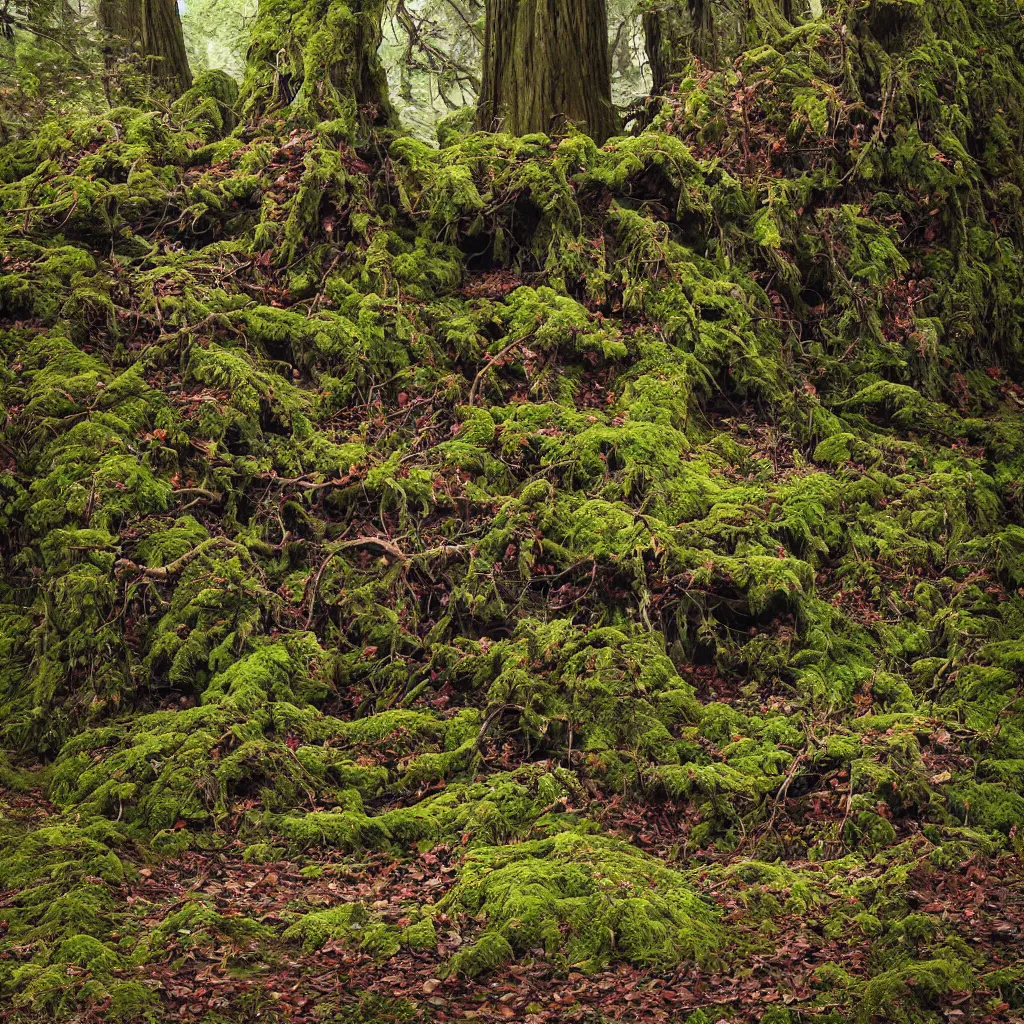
[241,0,395,137]
[477,0,618,145]
[644,0,801,92]
[98,0,191,99]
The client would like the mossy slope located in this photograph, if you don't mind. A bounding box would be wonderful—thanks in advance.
[2,0,1024,1020]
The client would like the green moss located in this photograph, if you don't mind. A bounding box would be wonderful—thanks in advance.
[2,1,1024,1018]
[858,955,976,1024]
[271,764,581,852]
[241,0,395,136]
[53,934,121,970]
[987,964,1024,1008]
[284,902,400,956]
[173,69,240,139]
[242,842,286,863]
[401,915,437,950]
[438,832,720,974]
[140,899,272,958]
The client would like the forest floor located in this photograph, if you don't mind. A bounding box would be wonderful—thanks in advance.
[3,3,1024,1023]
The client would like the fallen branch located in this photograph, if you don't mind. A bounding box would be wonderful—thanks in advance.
[468,337,528,406]
[754,745,809,847]
[304,537,470,627]
[116,535,246,581]
[172,487,223,501]
[257,469,361,492]
[476,702,524,755]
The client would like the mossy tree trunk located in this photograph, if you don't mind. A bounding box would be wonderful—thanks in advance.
[98,0,140,101]
[241,0,396,138]
[476,0,618,144]
[97,0,192,99]
[643,0,717,93]
[644,0,801,91]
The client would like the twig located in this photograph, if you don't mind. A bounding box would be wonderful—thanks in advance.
[468,338,527,405]
[757,745,808,844]
[172,487,222,501]
[476,702,523,754]
[303,537,469,628]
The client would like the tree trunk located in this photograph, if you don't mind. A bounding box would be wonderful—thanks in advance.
[241,0,396,138]
[98,0,141,48]
[98,0,191,99]
[643,0,716,94]
[142,0,192,95]
[477,0,618,145]
[98,0,141,100]
[644,0,799,93]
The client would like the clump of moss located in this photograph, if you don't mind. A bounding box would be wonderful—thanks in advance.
[136,898,272,960]
[270,764,581,852]
[439,831,720,974]
[283,901,400,956]
[2,0,1024,1019]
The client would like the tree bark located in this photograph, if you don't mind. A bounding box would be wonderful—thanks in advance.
[643,0,718,94]
[644,0,800,93]
[98,0,141,100]
[98,0,191,99]
[477,0,618,145]
[98,0,141,50]
[241,0,395,137]
[142,0,192,95]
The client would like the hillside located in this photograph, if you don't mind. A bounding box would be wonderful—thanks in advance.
[1,0,1024,1021]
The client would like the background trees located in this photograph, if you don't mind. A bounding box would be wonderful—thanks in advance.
[643,0,804,91]
[1,0,656,140]
[0,0,192,118]
[1,0,808,142]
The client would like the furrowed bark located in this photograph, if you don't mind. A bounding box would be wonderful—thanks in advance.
[477,0,618,144]
[98,0,192,98]
[142,0,192,95]
[644,0,801,92]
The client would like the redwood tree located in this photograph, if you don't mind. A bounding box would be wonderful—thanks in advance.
[141,0,191,94]
[476,0,618,144]
[98,0,192,98]
[643,0,719,94]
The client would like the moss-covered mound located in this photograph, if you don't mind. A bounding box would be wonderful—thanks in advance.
[2,0,1024,1021]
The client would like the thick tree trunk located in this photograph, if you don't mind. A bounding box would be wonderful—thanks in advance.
[98,0,141,100]
[98,0,191,99]
[241,0,395,137]
[142,0,192,95]
[98,0,141,49]
[477,0,618,145]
